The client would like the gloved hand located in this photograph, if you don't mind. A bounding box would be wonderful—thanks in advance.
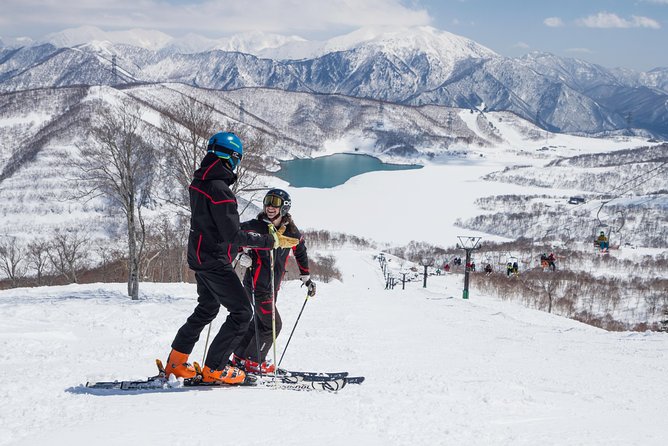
[269,224,300,249]
[300,275,317,297]
[238,252,252,268]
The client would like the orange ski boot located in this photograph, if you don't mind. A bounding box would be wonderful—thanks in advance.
[201,365,246,385]
[164,349,196,379]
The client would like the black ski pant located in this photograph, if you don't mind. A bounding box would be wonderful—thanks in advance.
[234,291,282,363]
[171,265,253,370]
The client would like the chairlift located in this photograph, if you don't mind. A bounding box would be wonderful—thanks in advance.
[593,225,610,253]
[595,201,626,251]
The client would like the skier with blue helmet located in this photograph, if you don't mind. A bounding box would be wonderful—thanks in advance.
[165,131,300,385]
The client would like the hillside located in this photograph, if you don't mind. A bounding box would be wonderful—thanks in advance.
[1,248,666,446]
[2,26,667,137]
[0,83,665,329]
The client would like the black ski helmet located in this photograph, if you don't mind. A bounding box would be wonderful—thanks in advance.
[263,188,291,216]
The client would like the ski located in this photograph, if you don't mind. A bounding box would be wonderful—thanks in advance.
[257,375,348,391]
[274,367,364,384]
[277,368,349,380]
[83,360,357,393]
[343,376,365,384]
[191,362,361,388]
[84,375,348,393]
[278,373,365,385]
[85,376,171,391]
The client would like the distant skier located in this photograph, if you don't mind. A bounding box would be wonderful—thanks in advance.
[596,231,609,251]
[232,188,316,374]
[540,253,548,270]
[484,263,493,274]
[164,133,299,384]
[506,262,513,277]
[547,253,556,272]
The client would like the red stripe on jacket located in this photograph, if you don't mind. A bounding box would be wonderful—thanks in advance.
[189,185,236,205]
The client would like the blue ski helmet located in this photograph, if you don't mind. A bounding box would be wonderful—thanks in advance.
[207,132,243,170]
[263,188,291,216]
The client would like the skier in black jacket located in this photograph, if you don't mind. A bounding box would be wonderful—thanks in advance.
[164,133,299,384]
[232,188,316,374]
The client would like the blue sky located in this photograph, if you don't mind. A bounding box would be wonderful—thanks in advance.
[427,0,668,71]
[1,0,667,70]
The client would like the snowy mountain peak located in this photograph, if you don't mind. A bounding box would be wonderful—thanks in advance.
[324,25,498,59]
[0,35,35,48]
[26,25,497,62]
[253,25,499,62]
[215,31,307,53]
[41,26,173,51]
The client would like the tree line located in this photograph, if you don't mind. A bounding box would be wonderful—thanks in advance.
[2,93,284,298]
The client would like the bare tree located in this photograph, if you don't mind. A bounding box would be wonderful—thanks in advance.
[143,213,190,282]
[158,97,270,214]
[226,125,270,196]
[26,239,50,286]
[0,236,26,287]
[46,230,89,283]
[159,95,216,209]
[75,98,156,299]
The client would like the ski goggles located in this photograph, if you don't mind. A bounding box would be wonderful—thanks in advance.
[207,144,242,170]
[263,195,284,208]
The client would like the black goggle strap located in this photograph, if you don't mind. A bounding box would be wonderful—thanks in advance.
[207,144,242,162]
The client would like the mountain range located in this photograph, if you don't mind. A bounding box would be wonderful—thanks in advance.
[2,26,667,138]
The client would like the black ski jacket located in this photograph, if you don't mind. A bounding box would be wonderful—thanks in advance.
[241,213,310,295]
[187,153,273,271]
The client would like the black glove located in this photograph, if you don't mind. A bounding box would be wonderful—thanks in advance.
[300,275,317,297]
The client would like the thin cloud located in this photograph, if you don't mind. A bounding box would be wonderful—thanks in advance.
[513,42,530,49]
[544,17,564,28]
[0,0,432,38]
[576,12,661,29]
[565,47,593,54]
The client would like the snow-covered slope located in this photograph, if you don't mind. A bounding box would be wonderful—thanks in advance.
[1,248,666,445]
[1,83,656,249]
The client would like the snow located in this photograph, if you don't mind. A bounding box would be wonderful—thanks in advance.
[42,26,174,51]
[1,248,666,445]
[30,25,497,63]
[284,131,655,246]
[0,68,665,444]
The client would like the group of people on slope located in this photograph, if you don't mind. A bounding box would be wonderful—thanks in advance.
[506,261,519,276]
[539,253,556,272]
[164,131,316,385]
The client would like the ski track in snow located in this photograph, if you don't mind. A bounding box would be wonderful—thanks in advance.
[1,249,667,445]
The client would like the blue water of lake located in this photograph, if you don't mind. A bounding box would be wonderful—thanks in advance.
[275,153,422,188]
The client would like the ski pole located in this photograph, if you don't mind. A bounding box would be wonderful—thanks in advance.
[278,292,310,367]
[249,261,263,377]
[201,322,212,366]
[270,248,278,382]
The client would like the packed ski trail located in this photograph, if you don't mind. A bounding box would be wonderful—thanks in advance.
[1,248,667,445]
